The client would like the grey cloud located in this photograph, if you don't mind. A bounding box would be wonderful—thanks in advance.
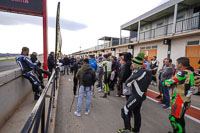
[0,12,87,31]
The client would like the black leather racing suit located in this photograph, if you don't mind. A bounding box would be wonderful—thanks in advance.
[121,67,152,132]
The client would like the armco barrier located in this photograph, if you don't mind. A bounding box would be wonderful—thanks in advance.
[0,68,32,128]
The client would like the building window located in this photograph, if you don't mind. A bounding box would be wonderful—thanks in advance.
[146,46,151,49]
[177,14,185,21]
[152,45,157,49]
[187,40,200,46]
[156,21,163,28]
[140,47,145,50]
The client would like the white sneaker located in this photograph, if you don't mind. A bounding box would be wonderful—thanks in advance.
[98,89,102,92]
[74,111,81,117]
[75,95,78,98]
[85,110,90,115]
[121,95,125,98]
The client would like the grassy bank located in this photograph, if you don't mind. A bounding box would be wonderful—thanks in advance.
[0,59,15,62]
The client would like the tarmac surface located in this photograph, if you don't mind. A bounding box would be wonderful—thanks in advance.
[54,74,200,133]
[0,61,18,72]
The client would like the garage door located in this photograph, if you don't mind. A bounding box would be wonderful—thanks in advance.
[140,49,157,61]
[186,45,200,69]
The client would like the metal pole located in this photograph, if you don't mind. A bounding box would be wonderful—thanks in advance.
[41,101,45,133]
[172,3,178,34]
[43,0,48,78]
[119,29,121,45]
[137,20,141,42]
[198,13,200,29]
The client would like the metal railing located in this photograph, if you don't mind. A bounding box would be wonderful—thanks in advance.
[139,23,173,41]
[21,69,58,133]
[176,15,200,33]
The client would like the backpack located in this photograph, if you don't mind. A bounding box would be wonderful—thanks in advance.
[82,68,95,87]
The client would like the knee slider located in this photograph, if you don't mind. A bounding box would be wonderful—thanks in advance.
[121,108,126,119]
[169,114,183,133]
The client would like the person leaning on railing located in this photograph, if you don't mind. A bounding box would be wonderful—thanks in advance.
[16,47,45,100]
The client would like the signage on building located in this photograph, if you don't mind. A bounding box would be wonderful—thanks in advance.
[163,39,171,45]
[0,0,43,16]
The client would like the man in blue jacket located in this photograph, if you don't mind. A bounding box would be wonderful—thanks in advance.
[89,55,97,72]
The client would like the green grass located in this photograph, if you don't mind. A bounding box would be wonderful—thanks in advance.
[0,59,15,62]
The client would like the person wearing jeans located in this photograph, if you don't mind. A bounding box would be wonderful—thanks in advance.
[160,58,173,109]
[76,85,93,115]
[162,85,170,107]
[74,59,96,116]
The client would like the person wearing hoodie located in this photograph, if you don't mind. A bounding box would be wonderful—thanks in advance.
[120,53,132,100]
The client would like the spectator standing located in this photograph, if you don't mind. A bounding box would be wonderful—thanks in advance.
[64,55,70,75]
[89,55,98,72]
[118,55,152,133]
[144,55,150,70]
[163,57,197,133]
[150,56,159,85]
[156,58,167,99]
[74,59,96,117]
[160,58,174,109]
[97,57,104,92]
[120,53,132,100]
[47,52,55,74]
[101,54,112,98]
[109,56,118,91]
[116,58,124,97]
[73,57,82,96]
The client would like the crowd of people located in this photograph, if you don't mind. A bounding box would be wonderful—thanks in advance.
[16,46,200,133]
[66,52,199,133]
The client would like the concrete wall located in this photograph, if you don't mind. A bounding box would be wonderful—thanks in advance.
[0,68,32,128]
[171,34,200,64]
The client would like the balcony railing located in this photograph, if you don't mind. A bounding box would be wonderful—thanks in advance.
[121,15,200,44]
[112,39,120,46]
[176,15,200,32]
[139,23,173,41]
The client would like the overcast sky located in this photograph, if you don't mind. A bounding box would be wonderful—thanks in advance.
[0,0,169,55]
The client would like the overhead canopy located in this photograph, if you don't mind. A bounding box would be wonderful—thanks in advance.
[98,36,112,41]
[121,0,199,31]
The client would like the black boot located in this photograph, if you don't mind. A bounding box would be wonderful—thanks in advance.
[34,92,40,100]
[101,94,107,98]
[108,91,110,96]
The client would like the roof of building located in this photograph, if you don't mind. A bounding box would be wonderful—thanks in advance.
[121,0,199,30]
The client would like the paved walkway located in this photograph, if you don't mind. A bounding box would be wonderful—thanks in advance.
[55,74,200,133]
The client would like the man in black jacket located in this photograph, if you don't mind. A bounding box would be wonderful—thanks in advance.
[47,52,55,73]
[118,55,152,133]
[64,55,70,75]
[120,53,132,99]
[73,57,82,96]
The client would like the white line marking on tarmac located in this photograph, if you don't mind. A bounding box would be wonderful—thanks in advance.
[146,96,159,103]
[185,114,200,124]
[191,105,200,111]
